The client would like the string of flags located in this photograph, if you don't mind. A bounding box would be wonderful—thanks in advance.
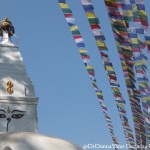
[104,0,150,147]
[80,0,135,147]
[58,0,150,148]
[58,0,119,146]
[105,0,146,146]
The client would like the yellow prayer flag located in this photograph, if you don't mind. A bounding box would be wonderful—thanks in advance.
[132,5,137,12]
[86,65,93,70]
[123,10,133,17]
[142,96,150,101]
[86,12,97,18]
[117,103,124,109]
[139,10,146,16]
[59,3,69,8]
[139,82,146,87]
[113,87,120,93]
[142,58,148,65]
[125,76,130,80]
[133,116,138,121]
[79,49,88,53]
[121,61,127,67]
[116,41,120,47]
[92,80,97,86]
[134,60,145,66]
[146,40,150,45]
[116,20,126,26]
[70,26,78,31]
[126,130,134,135]
[96,40,106,47]
[106,66,114,71]
[96,92,102,96]
[130,38,138,44]
[111,19,126,27]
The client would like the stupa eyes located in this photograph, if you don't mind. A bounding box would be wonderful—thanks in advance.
[0,108,26,119]
[11,114,25,119]
[0,107,26,132]
[0,114,6,118]
[0,113,25,119]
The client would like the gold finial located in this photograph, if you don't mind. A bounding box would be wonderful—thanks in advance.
[0,17,15,36]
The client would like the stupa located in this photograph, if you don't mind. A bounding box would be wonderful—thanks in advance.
[0,18,83,150]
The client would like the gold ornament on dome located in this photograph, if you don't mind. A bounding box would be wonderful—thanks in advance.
[6,81,13,94]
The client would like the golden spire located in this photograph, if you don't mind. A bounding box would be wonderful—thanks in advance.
[0,17,15,36]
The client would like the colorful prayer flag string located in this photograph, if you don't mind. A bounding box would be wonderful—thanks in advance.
[81,0,135,147]
[105,0,145,147]
[121,0,150,146]
[129,27,150,145]
[104,0,150,147]
[58,0,119,146]
[58,0,150,148]
[130,0,150,55]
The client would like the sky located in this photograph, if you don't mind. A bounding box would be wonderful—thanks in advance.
[0,0,150,149]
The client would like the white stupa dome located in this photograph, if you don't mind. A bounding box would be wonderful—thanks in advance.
[0,132,83,150]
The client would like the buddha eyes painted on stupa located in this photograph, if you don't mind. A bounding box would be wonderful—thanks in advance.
[0,102,38,132]
[0,110,25,119]
[0,107,26,132]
